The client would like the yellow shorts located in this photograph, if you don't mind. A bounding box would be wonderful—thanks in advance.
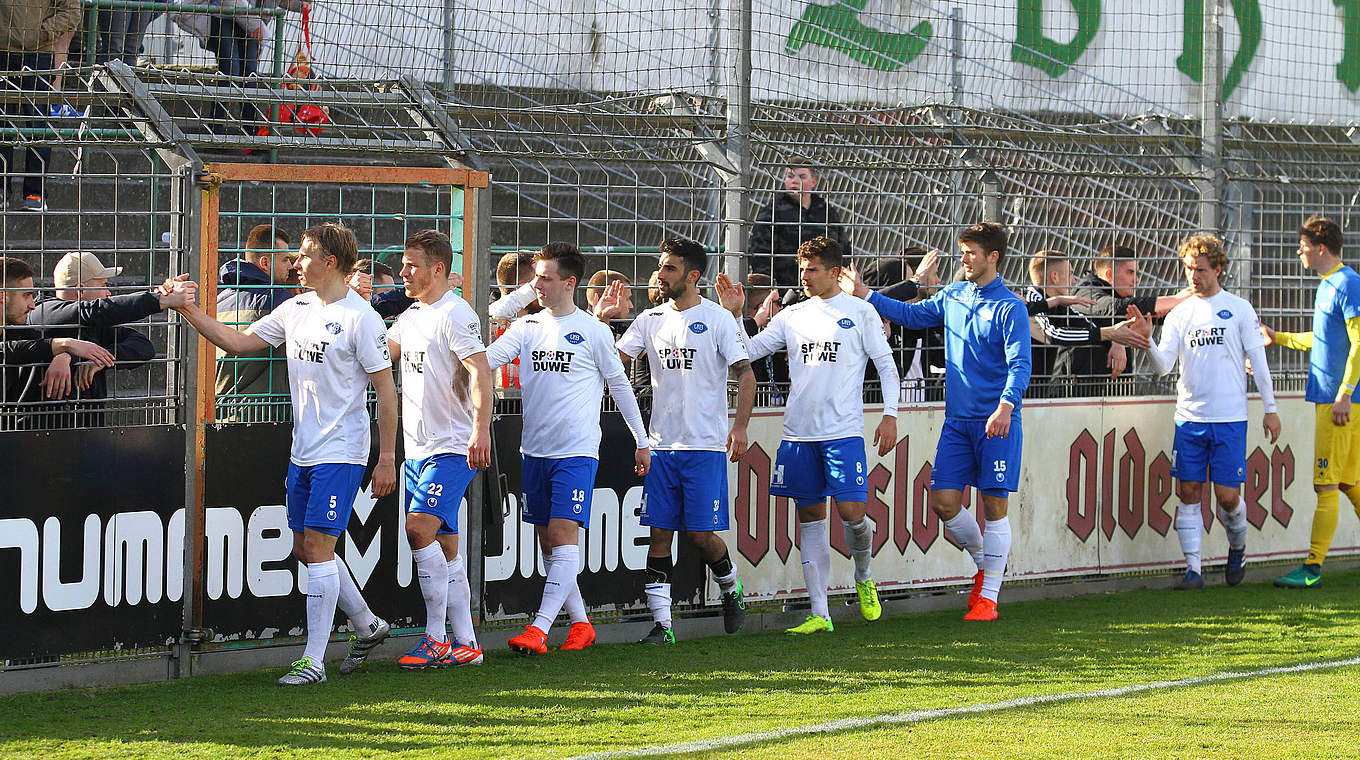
[1313,402,1360,485]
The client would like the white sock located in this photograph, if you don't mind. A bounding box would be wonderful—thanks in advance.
[713,570,738,593]
[562,555,589,624]
[303,559,339,663]
[412,542,448,642]
[943,509,984,566]
[979,517,1011,602]
[1219,504,1248,551]
[333,554,379,633]
[446,554,477,649]
[842,517,874,584]
[1176,502,1203,573]
[799,519,831,619]
[644,582,673,628]
[532,545,579,633]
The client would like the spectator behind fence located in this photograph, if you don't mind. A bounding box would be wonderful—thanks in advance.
[175,0,304,132]
[1,258,116,420]
[18,251,194,428]
[749,158,850,288]
[95,4,157,66]
[1,0,80,212]
[355,259,395,289]
[1063,244,1192,395]
[1024,250,1148,398]
[216,224,296,419]
[860,248,944,400]
[736,271,789,395]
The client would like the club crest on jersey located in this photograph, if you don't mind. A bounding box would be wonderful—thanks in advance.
[325,321,342,335]
[1217,309,1233,320]
[564,332,585,345]
[837,317,855,329]
[688,321,708,334]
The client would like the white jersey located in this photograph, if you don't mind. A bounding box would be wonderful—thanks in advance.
[1151,289,1273,423]
[486,307,645,459]
[251,289,391,466]
[745,292,893,441]
[618,298,748,451]
[388,291,486,461]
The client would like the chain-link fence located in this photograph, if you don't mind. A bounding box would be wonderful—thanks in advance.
[6,0,1351,427]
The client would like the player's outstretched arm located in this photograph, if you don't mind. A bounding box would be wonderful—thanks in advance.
[1261,323,1310,351]
[727,359,755,462]
[864,285,944,329]
[175,302,272,356]
[463,351,494,470]
[369,366,398,497]
[489,282,537,320]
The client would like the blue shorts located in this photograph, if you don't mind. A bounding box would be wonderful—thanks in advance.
[641,450,729,532]
[770,437,868,508]
[403,453,477,535]
[930,417,1023,496]
[285,462,366,536]
[521,455,599,526]
[1172,420,1247,485]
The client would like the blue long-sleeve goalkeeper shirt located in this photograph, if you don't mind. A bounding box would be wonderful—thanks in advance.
[866,276,1032,420]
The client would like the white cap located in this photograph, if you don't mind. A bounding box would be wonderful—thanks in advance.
[53,252,122,288]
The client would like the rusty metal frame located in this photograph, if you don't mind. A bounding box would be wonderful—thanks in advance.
[184,163,491,666]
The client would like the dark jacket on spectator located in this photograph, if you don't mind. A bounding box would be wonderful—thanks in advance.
[1057,272,1159,393]
[1024,285,1108,397]
[1,338,51,424]
[215,258,294,415]
[17,292,159,427]
[749,193,850,287]
[372,287,414,319]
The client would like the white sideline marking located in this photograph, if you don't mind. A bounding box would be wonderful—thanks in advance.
[570,656,1360,759]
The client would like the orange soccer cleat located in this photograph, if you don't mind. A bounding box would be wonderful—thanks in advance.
[560,620,597,651]
[967,570,985,610]
[508,625,548,655]
[397,635,451,670]
[963,597,998,621]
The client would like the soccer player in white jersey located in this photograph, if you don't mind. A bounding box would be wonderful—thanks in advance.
[1129,234,1282,589]
[597,236,756,644]
[382,230,494,669]
[717,236,900,634]
[486,242,650,655]
[172,223,397,685]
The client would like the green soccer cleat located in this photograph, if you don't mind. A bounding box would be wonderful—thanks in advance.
[721,580,747,634]
[855,579,882,621]
[785,614,834,635]
[1274,563,1322,589]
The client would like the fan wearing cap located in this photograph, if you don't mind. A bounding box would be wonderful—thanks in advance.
[19,251,194,428]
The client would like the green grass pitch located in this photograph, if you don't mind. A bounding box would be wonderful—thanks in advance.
[4,570,1359,759]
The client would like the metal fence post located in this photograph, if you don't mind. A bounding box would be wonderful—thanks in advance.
[174,157,211,679]
[722,0,752,279]
[464,180,492,624]
[1199,0,1225,234]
